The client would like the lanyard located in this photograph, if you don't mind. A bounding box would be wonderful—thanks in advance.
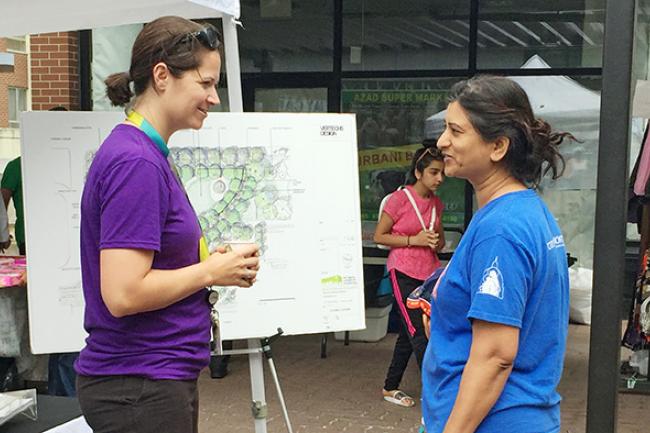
[126,110,210,262]
[126,110,169,157]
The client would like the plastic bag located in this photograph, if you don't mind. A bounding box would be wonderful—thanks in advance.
[0,388,37,426]
[569,267,593,325]
[629,349,649,376]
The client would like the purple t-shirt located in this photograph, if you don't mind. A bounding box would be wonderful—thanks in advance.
[75,124,210,380]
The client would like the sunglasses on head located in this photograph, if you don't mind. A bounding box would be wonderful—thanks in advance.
[181,26,221,50]
[415,147,435,165]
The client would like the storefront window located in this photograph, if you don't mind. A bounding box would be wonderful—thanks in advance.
[239,0,333,72]
[342,78,467,246]
[634,0,650,83]
[477,0,605,69]
[254,88,327,112]
[342,0,470,71]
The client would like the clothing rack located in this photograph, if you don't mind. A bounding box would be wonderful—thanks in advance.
[620,203,650,394]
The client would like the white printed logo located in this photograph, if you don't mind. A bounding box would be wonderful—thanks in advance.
[546,235,565,251]
[478,257,504,299]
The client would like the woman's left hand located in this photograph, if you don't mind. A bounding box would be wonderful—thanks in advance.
[425,231,439,250]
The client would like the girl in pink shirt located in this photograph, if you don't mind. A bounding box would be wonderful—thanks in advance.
[374,146,445,408]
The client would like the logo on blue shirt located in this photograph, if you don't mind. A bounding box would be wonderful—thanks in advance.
[478,257,504,299]
[546,235,565,251]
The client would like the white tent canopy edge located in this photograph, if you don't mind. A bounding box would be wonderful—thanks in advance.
[0,0,244,111]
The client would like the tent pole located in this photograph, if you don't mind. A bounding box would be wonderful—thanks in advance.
[222,14,243,113]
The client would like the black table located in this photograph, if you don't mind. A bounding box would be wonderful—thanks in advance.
[0,395,82,433]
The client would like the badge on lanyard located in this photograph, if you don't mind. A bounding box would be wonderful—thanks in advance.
[199,236,210,262]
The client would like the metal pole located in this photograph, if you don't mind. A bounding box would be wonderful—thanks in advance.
[248,339,268,433]
[222,14,243,113]
[266,357,294,433]
[586,1,636,432]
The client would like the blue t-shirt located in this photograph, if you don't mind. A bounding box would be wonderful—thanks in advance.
[422,189,569,433]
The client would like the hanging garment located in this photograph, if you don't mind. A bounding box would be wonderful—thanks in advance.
[635,126,650,196]
[628,124,650,226]
[622,249,650,350]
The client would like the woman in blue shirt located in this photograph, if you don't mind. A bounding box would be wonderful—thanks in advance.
[422,76,573,433]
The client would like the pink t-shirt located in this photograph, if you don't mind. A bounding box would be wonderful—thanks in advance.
[383,185,443,281]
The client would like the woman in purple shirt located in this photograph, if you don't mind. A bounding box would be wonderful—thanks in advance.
[75,16,259,433]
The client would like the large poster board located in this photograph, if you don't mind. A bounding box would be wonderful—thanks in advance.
[21,111,364,353]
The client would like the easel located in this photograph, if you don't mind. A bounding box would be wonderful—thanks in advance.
[212,329,294,433]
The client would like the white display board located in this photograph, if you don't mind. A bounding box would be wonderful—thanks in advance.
[21,111,365,353]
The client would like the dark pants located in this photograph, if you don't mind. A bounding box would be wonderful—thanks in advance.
[0,357,18,391]
[209,340,233,377]
[384,270,428,391]
[48,352,79,396]
[77,375,199,433]
[18,242,25,256]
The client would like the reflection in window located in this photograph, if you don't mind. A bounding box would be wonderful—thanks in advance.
[635,0,650,82]
[8,87,27,128]
[343,0,470,71]
[342,78,466,232]
[343,78,460,149]
[238,0,333,72]
[254,88,327,112]
[477,0,605,68]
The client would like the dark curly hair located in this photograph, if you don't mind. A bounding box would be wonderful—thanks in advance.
[448,75,575,188]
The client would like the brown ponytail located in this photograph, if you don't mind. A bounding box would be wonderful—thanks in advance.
[104,16,222,107]
[105,72,133,107]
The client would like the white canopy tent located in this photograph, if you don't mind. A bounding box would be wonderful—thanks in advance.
[0,0,244,111]
[426,55,601,191]
[425,55,606,268]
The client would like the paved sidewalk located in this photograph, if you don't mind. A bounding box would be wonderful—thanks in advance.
[198,325,650,433]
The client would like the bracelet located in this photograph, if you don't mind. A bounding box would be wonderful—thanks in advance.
[407,236,410,247]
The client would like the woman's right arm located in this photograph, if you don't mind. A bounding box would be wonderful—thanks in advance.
[374,212,432,248]
[100,244,259,318]
[374,212,408,248]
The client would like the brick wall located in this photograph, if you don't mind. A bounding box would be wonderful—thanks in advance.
[0,39,29,128]
[30,32,80,111]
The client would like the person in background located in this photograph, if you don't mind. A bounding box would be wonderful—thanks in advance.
[0,190,10,253]
[1,105,67,257]
[75,16,259,433]
[0,198,13,391]
[422,75,572,433]
[374,147,445,408]
[1,157,24,255]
